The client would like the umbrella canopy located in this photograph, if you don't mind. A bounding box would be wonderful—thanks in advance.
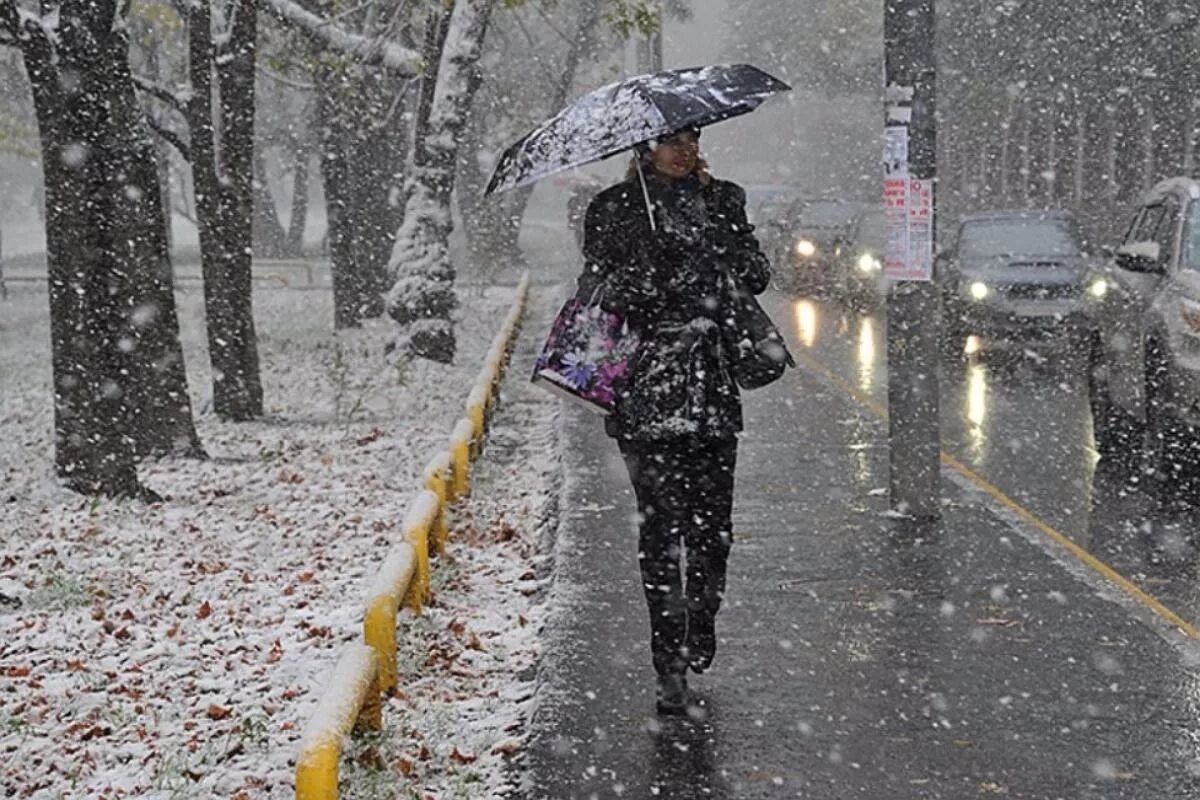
[485,64,790,196]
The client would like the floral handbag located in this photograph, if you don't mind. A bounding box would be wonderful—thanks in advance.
[531,295,641,415]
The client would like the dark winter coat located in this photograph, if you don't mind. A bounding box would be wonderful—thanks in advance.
[577,172,771,441]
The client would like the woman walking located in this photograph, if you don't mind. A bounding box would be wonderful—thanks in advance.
[577,127,770,714]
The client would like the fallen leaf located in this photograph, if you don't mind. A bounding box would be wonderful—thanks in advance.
[492,740,522,756]
[196,601,213,620]
[2,665,31,678]
[449,745,477,764]
[207,704,232,721]
[355,428,385,446]
[396,756,415,776]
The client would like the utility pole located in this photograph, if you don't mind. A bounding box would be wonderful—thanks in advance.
[883,0,941,520]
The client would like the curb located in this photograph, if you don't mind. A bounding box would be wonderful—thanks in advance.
[293,273,531,800]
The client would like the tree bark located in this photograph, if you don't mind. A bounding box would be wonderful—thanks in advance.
[13,0,201,496]
[385,0,496,363]
[318,64,408,328]
[187,0,263,420]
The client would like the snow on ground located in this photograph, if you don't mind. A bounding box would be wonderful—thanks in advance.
[340,357,559,800]
[0,276,559,799]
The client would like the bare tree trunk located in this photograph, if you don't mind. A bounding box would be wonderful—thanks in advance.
[318,65,408,329]
[14,0,201,496]
[286,139,311,255]
[1183,101,1198,177]
[386,0,496,362]
[1044,110,1058,206]
[999,94,1015,204]
[187,0,263,420]
[1142,103,1156,191]
[1019,105,1032,206]
[1073,103,1086,207]
[253,151,289,258]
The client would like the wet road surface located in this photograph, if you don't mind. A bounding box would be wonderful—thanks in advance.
[523,294,1200,798]
[773,292,1200,634]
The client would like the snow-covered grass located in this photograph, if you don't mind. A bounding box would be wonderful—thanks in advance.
[0,278,558,799]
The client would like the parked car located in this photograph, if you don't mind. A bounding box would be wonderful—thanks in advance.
[936,209,1096,352]
[1086,177,1200,484]
[833,205,887,309]
[773,198,865,295]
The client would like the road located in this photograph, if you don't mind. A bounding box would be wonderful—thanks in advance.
[769,290,1200,635]
[525,288,1200,799]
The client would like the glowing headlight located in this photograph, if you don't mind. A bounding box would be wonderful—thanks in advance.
[1088,278,1109,299]
[857,253,882,274]
[969,281,990,301]
[795,239,817,258]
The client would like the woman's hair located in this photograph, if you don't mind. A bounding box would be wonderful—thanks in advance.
[626,143,712,186]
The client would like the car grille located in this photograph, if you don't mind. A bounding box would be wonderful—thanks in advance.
[1004,283,1079,300]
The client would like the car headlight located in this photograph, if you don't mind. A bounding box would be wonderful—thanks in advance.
[795,239,816,258]
[1087,277,1108,299]
[968,281,989,301]
[857,253,882,274]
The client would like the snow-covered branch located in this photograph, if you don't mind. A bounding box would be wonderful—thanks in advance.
[1,2,59,46]
[259,0,422,75]
[133,74,191,113]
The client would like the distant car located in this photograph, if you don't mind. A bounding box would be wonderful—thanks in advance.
[833,206,888,309]
[936,210,1095,350]
[1086,177,1200,483]
[744,184,797,229]
[774,198,865,295]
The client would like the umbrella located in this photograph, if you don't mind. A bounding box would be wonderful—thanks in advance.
[485,64,790,199]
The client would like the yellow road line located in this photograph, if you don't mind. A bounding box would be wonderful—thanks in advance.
[791,348,1200,641]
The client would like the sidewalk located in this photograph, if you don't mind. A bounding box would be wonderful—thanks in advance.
[524,314,1200,799]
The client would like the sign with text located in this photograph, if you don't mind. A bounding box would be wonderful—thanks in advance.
[883,124,933,282]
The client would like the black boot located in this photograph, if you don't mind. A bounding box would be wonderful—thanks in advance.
[655,673,689,716]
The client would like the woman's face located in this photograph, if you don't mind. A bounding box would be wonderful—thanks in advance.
[650,131,700,180]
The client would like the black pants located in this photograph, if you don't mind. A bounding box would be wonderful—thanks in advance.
[618,436,738,676]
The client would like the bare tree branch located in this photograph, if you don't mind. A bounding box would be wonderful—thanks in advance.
[255,64,315,90]
[133,74,190,114]
[146,116,192,163]
[259,0,422,75]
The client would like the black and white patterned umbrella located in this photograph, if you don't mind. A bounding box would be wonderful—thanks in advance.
[485,64,790,196]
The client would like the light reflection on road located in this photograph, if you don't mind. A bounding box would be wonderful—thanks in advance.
[966,363,987,460]
[794,300,817,348]
[857,318,876,393]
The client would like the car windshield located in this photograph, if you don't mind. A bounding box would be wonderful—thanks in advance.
[800,202,858,229]
[958,219,1079,258]
[1185,202,1200,271]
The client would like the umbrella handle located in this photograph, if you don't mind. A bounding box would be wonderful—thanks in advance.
[634,156,658,232]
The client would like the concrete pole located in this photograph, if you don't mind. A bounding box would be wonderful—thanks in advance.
[884,0,941,520]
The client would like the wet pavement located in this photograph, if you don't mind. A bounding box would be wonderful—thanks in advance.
[524,291,1200,799]
[777,293,1200,631]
